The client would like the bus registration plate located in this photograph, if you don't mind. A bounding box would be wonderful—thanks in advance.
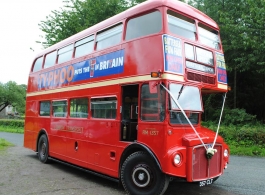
[199,179,213,187]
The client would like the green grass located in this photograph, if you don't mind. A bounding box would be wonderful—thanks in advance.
[202,122,265,157]
[0,125,24,134]
[1,121,265,157]
[229,145,265,156]
[226,139,265,157]
[0,138,14,150]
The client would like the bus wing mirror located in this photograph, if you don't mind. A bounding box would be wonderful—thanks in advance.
[149,81,158,94]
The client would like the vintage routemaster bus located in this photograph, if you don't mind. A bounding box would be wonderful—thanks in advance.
[24,0,229,194]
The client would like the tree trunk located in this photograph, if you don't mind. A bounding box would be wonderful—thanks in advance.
[0,102,8,113]
[263,72,265,123]
[233,69,237,109]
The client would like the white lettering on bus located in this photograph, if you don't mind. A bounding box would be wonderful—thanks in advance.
[74,68,82,75]
[164,36,181,48]
[165,45,181,56]
[100,57,124,70]
[83,67,90,73]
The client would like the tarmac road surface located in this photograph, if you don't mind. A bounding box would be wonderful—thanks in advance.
[0,132,265,195]
[0,132,23,146]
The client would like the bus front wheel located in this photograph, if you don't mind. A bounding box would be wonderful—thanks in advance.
[37,134,49,163]
[121,151,169,195]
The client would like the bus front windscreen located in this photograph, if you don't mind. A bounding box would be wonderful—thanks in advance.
[169,84,202,111]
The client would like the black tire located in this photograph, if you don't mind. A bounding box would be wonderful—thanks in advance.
[121,151,169,195]
[37,134,50,163]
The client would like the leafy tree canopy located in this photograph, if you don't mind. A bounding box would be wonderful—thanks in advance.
[37,0,265,121]
[188,0,265,121]
[0,81,26,115]
[38,0,186,48]
[188,0,265,73]
[38,0,146,48]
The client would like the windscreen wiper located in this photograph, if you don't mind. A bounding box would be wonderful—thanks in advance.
[177,85,184,100]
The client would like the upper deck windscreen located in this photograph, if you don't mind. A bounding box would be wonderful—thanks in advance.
[198,24,220,50]
[167,10,220,50]
[167,10,196,41]
[164,7,227,91]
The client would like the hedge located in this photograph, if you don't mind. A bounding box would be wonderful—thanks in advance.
[202,122,265,147]
[0,119,24,128]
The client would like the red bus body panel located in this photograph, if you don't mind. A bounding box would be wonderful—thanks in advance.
[24,0,229,182]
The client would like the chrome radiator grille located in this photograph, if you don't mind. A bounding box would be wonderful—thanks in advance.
[192,144,222,181]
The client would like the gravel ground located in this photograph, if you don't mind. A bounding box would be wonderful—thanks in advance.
[0,146,125,195]
[0,146,240,195]
[1,132,264,195]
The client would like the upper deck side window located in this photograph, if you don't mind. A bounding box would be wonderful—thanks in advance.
[125,11,162,41]
[198,24,220,49]
[167,10,196,41]
[44,51,57,69]
[75,35,94,58]
[32,57,43,72]
[96,24,123,51]
[58,44,73,64]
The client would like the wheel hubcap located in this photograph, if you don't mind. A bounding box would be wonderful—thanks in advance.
[41,142,46,156]
[138,173,144,181]
[132,165,151,188]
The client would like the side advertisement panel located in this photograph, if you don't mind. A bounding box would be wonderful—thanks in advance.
[38,49,125,89]
[162,34,183,75]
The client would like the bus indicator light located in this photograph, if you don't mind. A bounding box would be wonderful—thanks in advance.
[151,72,160,78]
[168,130,172,135]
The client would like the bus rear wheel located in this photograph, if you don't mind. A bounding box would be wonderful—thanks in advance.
[121,151,169,195]
[37,134,49,163]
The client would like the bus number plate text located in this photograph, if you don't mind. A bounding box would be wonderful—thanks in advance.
[199,179,213,187]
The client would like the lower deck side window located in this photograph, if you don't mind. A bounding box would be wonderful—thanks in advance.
[70,98,89,118]
[91,97,117,119]
[40,101,51,116]
[52,100,67,117]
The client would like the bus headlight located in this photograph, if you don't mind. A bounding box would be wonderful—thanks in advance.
[224,149,229,157]
[173,154,181,166]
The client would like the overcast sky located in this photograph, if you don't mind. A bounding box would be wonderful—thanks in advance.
[0,0,65,85]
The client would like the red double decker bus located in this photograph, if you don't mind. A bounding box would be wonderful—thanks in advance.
[24,0,229,194]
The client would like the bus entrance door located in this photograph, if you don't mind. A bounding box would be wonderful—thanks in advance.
[121,85,139,142]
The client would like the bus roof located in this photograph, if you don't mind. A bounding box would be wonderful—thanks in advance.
[35,0,218,58]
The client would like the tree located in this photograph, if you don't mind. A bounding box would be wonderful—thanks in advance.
[38,0,146,48]
[187,0,265,121]
[0,82,26,115]
[37,0,265,121]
